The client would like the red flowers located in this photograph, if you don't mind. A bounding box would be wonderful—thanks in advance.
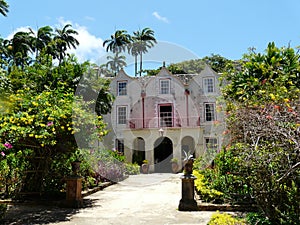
[266,115,273,119]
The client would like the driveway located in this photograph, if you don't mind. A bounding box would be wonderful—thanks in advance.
[52,173,213,225]
[3,173,214,225]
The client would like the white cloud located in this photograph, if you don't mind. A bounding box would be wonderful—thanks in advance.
[6,18,106,64]
[57,18,106,63]
[152,11,169,23]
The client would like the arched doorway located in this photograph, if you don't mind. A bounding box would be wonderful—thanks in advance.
[132,137,145,166]
[154,137,173,173]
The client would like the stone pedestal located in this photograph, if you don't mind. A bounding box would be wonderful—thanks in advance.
[178,174,198,211]
[65,176,83,208]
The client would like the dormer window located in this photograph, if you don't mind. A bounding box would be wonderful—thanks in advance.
[204,78,214,93]
[160,79,170,94]
[118,81,127,96]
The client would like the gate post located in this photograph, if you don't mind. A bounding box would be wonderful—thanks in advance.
[178,158,198,211]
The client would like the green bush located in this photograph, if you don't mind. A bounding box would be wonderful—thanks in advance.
[208,211,246,225]
[0,204,7,220]
[124,163,140,175]
[246,212,272,225]
[193,170,223,203]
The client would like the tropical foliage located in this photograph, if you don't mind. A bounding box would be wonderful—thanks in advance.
[103,27,157,76]
[218,42,300,225]
[0,0,8,17]
[0,23,115,197]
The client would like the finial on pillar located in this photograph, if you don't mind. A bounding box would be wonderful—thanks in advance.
[163,61,166,67]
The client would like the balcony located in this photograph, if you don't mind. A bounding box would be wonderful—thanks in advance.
[127,116,201,129]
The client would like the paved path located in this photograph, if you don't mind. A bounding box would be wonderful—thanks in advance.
[3,173,214,225]
[51,173,213,225]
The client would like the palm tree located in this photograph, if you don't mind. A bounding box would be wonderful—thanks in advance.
[9,31,34,68]
[128,41,139,76]
[103,30,131,54]
[132,28,157,76]
[0,0,9,17]
[29,26,53,60]
[106,52,127,76]
[53,24,79,64]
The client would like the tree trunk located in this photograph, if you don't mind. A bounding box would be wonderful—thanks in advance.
[139,52,142,77]
[135,55,137,77]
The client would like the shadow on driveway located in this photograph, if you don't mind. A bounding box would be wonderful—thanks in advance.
[1,199,98,225]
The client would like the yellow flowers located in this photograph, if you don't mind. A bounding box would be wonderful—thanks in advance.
[32,101,39,107]
[269,93,276,101]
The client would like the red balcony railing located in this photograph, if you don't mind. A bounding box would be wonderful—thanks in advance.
[127,116,200,129]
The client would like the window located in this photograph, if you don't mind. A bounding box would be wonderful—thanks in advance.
[205,138,218,152]
[159,105,173,127]
[205,103,215,121]
[115,139,124,154]
[118,81,127,96]
[204,78,214,93]
[117,106,127,124]
[160,79,170,94]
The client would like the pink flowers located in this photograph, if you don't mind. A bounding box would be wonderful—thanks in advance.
[4,142,13,149]
[47,121,54,126]
[1,142,12,157]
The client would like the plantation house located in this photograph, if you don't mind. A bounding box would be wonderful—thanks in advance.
[102,64,226,172]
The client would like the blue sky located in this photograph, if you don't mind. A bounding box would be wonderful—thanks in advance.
[1,0,300,69]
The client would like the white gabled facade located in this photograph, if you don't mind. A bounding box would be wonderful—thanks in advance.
[102,64,225,172]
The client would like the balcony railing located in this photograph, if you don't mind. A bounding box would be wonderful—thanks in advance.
[127,116,200,129]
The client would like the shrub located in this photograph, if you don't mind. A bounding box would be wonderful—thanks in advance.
[208,211,246,225]
[124,163,140,175]
[0,204,7,220]
[193,170,223,203]
[246,212,272,225]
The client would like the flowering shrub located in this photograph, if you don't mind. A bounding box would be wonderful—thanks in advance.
[220,43,300,225]
[0,86,108,195]
[193,170,224,203]
[208,211,246,225]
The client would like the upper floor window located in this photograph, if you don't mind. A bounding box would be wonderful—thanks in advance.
[204,103,215,121]
[204,78,214,93]
[117,106,127,124]
[118,81,127,96]
[160,79,170,94]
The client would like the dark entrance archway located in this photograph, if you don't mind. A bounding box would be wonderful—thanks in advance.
[132,137,145,166]
[154,137,173,173]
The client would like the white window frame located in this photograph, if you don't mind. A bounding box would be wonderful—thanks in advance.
[118,81,127,96]
[203,77,215,93]
[159,79,170,94]
[117,106,127,124]
[204,103,216,122]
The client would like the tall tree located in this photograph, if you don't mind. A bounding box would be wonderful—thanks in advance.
[29,26,53,60]
[0,0,9,17]
[106,52,127,76]
[132,28,157,76]
[103,30,131,54]
[8,31,34,68]
[53,24,79,64]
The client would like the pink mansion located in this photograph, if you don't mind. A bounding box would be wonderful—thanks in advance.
[102,64,225,172]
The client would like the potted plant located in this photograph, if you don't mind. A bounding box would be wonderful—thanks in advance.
[170,158,179,173]
[141,159,149,174]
